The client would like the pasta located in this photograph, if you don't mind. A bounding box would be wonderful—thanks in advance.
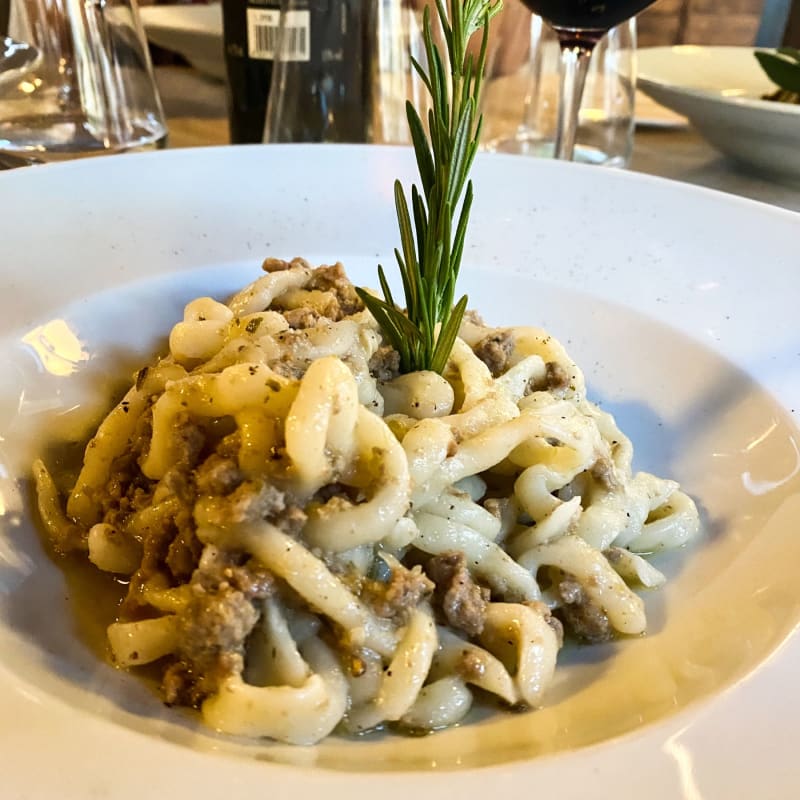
[33,257,700,744]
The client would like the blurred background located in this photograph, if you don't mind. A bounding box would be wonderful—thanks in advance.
[637,0,798,46]
[138,0,799,59]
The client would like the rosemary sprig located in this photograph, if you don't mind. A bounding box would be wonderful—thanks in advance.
[356,0,501,375]
[755,47,800,100]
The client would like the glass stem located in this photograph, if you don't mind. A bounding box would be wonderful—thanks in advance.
[554,38,594,161]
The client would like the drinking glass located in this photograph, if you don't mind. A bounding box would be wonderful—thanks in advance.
[0,0,167,162]
[481,12,636,167]
[515,0,653,160]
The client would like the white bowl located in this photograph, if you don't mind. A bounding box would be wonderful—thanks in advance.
[638,45,800,184]
[0,146,799,798]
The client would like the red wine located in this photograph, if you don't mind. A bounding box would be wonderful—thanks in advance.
[519,0,655,36]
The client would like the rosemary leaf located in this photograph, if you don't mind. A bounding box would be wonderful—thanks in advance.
[406,104,435,194]
[377,265,396,309]
[360,0,501,374]
[431,295,469,375]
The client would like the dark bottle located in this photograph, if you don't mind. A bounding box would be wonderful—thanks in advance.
[264,0,375,143]
[221,0,281,144]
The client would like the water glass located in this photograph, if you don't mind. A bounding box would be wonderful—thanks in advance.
[0,0,167,162]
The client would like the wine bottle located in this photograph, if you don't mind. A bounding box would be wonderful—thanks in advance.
[264,0,375,143]
[221,0,282,144]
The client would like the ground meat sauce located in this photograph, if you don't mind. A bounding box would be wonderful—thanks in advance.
[426,551,490,637]
[162,550,275,706]
[195,454,244,496]
[305,263,364,319]
[361,562,434,623]
[368,345,402,382]
[164,509,203,581]
[543,360,571,391]
[261,256,310,273]
[472,330,515,377]
[283,306,322,330]
[555,575,612,643]
[590,457,619,491]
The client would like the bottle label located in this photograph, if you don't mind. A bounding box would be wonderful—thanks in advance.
[246,8,310,62]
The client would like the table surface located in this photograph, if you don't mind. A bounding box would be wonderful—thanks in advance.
[156,66,800,214]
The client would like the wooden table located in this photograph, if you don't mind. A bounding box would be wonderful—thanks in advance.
[156,65,800,213]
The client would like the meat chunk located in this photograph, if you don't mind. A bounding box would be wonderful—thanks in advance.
[261,257,292,273]
[195,454,244,496]
[362,559,434,623]
[368,345,401,382]
[261,256,310,273]
[426,551,490,637]
[162,549,275,706]
[555,576,612,643]
[283,306,321,330]
[201,479,285,525]
[590,456,619,491]
[170,411,207,467]
[200,479,308,536]
[473,330,514,377]
[306,263,363,317]
[164,507,203,581]
[544,360,570,392]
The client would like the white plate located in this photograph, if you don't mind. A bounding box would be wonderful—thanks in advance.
[637,46,800,184]
[140,2,225,81]
[634,91,687,128]
[0,145,799,798]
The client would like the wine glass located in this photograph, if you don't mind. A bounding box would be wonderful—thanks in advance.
[517,0,655,160]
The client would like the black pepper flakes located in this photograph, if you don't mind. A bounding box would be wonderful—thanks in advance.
[135,366,149,391]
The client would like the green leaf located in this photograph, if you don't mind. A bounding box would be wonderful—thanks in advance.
[406,103,435,195]
[755,50,800,94]
[434,0,454,51]
[377,264,396,309]
[473,17,492,104]
[447,100,474,207]
[411,184,429,269]
[451,181,474,285]
[394,182,421,305]
[431,295,468,374]
[409,55,433,95]
[358,0,501,374]
[776,46,800,64]
[355,292,408,362]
